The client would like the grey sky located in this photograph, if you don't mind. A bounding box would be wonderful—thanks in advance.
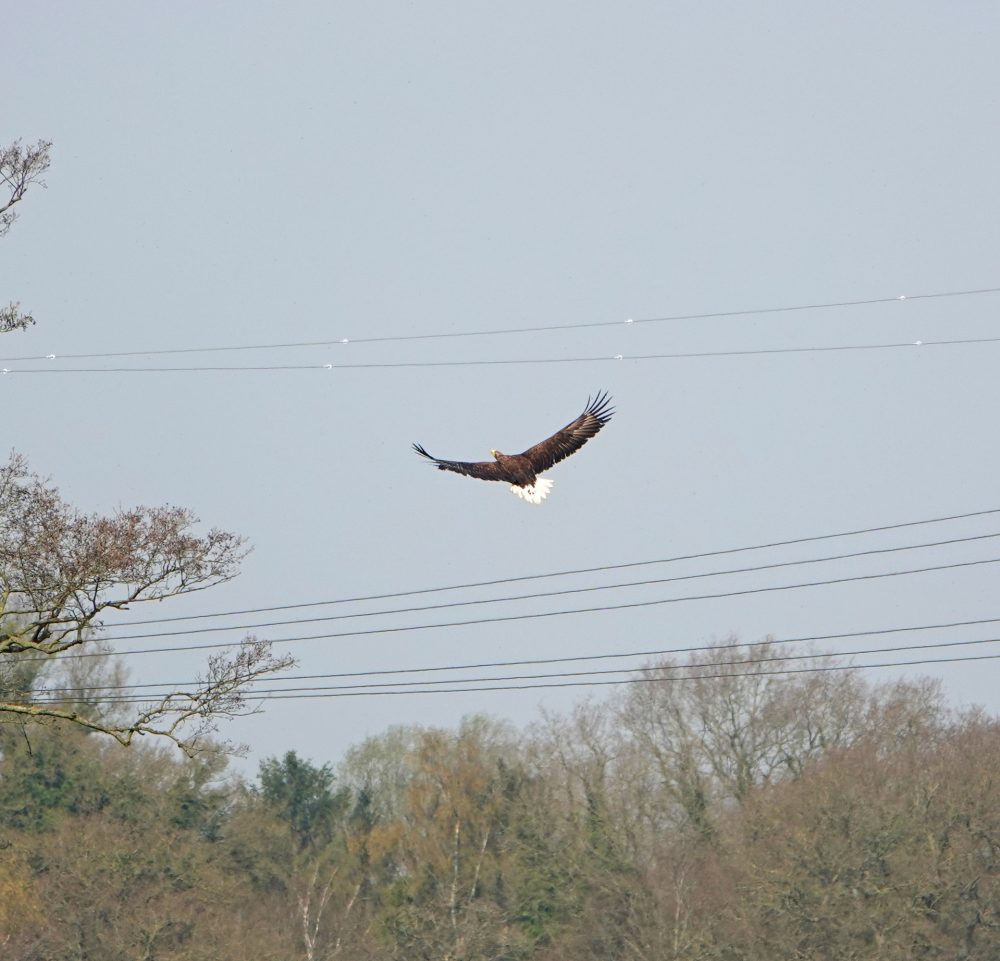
[5,2,1000,771]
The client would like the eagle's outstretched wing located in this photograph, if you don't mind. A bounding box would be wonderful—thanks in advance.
[412,443,507,482]
[518,391,614,473]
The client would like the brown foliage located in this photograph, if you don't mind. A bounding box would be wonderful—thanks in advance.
[2,674,999,961]
[727,718,1000,959]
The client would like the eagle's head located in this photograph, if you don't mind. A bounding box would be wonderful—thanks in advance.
[490,449,501,459]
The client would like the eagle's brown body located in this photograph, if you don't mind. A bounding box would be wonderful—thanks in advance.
[491,453,538,488]
[413,392,614,503]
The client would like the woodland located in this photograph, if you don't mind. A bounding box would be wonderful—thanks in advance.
[1,650,999,960]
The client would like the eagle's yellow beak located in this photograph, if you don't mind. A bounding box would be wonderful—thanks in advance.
[490,449,498,459]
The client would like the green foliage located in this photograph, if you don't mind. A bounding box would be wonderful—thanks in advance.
[0,725,109,830]
[257,749,350,849]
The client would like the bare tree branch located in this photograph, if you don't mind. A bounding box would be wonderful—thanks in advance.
[0,453,295,754]
[0,139,51,237]
[0,301,34,333]
[1,138,51,336]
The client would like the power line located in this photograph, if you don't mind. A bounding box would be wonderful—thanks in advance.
[253,634,1000,694]
[3,335,1000,373]
[3,284,998,363]
[167,615,1000,682]
[94,529,1000,642]
[35,622,1000,697]
[30,645,1000,702]
[238,651,1000,699]
[33,554,1000,660]
[63,505,1000,629]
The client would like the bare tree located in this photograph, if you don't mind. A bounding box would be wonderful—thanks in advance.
[0,452,293,753]
[1,137,51,333]
[613,639,951,848]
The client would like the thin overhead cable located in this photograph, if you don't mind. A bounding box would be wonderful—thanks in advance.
[73,505,1000,629]
[250,634,1000,694]
[4,335,1000,373]
[35,554,1000,660]
[2,284,998,363]
[29,647,1000,702]
[230,650,1000,699]
[156,615,1000,684]
[35,623,1000,697]
[95,530,1000,642]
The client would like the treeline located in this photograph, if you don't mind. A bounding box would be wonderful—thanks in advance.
[1,643,998,960]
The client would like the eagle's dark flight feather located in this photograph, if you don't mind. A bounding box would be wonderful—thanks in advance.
[413,391,614,503]
[518,391,614,473]
[410,445,507,482]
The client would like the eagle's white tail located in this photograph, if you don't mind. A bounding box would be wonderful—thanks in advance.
[511,478,554,504]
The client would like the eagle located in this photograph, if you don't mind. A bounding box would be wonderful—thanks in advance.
[413,391,614,504]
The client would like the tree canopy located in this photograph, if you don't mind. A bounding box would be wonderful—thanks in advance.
[2,649,997,961]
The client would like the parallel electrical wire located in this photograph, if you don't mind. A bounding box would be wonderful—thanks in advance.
[253,634,1000,694]
[23,554,1000,661]
[57,505,1000,629]
[232,650,1000,699]
[4,335,1000,373]
[92,529,1000,643]
[3,284,998,363]
[28,646,1000,703]
[33,625,1000,699]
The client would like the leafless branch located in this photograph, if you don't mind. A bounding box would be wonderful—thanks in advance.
[0,139,51,237]
[1,635,294,756]
[0,302,35,333]
[0,453,295,753]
